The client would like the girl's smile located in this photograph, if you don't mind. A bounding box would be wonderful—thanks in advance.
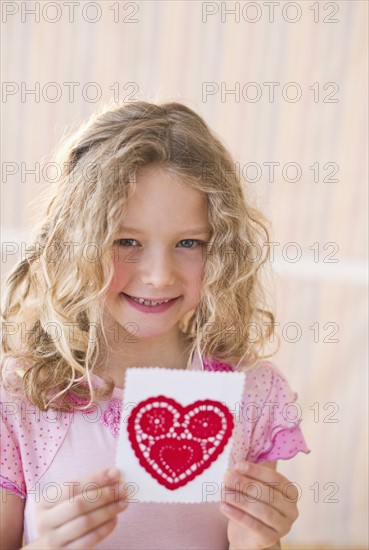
[120,292,182,313]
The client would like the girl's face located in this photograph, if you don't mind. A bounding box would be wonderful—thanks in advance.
[103,163,211,340]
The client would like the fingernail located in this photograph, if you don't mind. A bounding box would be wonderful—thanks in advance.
[107,467,120,479]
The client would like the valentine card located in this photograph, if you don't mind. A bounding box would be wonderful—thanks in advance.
[115,367,245,503]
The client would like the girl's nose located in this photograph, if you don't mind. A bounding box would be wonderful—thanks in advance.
[139,248,176,288]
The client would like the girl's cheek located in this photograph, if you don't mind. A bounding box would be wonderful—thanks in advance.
[105,260,131,294]
[118,263,131,282]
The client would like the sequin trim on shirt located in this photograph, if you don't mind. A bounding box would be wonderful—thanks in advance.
[101,398,122,438]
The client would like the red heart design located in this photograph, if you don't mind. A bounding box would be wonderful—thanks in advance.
[127,395,234,490]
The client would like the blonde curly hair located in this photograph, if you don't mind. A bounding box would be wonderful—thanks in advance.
[1,100,280,412]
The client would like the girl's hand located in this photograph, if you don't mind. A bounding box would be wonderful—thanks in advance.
[23,467,129,550]
[220,461,299,550]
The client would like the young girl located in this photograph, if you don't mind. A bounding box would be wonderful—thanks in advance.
[1,101,310,550]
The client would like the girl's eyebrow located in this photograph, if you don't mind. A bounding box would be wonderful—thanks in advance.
[120,225,211,235]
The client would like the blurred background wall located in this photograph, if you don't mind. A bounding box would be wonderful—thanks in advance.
[1,1,368,548]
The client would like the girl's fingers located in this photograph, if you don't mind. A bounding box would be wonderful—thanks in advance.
[220,502,278,550]
[220,487,289,534]
[234,461,299,501]
[223,469,297,518]
[38,478,127,532]
[63,516,119,550]
[38,467,123,510]
[54,498,128,548]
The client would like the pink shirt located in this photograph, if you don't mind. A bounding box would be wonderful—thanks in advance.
[1,357,310,549]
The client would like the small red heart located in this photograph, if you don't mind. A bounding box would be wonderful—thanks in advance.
[127,395,234,490]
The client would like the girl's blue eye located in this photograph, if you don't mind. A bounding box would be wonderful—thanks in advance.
[116,239,139,247]
[178,239,202,248]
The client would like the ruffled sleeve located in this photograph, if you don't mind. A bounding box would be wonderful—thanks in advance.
[231,361,311,464]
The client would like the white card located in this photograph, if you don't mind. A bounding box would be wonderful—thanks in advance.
[115,367,246,503]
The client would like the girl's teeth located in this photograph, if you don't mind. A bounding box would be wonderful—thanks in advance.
[131,296,170,306]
